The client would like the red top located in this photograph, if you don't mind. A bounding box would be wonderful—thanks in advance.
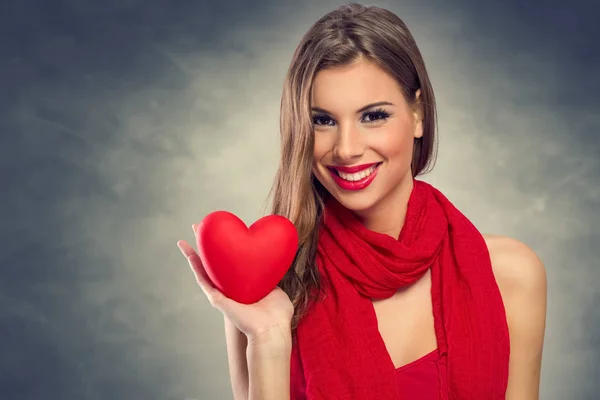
[395,348,448,399]
[290,277,449,399]
[291,342,449,399]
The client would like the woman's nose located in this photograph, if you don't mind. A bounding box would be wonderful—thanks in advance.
[333,125,364,162]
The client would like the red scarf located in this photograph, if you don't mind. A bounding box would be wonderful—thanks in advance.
[291,179,510,399]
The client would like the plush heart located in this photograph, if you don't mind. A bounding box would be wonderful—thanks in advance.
[196,211,298,304]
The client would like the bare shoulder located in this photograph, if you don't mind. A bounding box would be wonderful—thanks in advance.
[482,234,547,295]
[482,234,547,397]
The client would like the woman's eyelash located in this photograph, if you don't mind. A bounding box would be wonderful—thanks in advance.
[312,108,392,126]
[364,108,391,123]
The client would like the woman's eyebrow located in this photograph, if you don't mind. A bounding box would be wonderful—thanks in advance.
[311,101,395,115]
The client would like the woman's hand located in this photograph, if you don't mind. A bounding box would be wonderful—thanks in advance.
[177,225,294,346]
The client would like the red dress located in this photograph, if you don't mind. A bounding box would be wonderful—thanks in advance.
[395,348,448,400]
[290,341,449,399]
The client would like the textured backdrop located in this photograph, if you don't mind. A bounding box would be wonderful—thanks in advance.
[1,0,599,399]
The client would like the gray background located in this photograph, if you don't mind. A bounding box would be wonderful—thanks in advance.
[1,0,599,399]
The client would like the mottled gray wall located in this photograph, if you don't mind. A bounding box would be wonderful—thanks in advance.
[1,0,598,399]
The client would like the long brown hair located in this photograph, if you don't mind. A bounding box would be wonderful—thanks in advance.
[266,3,438,332]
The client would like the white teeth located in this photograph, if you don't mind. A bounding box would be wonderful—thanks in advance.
[337,164,378,181]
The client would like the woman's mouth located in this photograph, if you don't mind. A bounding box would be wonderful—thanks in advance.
[327,162,383,191]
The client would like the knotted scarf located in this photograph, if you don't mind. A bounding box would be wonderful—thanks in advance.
[291,179,510,399]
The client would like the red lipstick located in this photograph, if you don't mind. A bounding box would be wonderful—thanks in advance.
[327,162,382,191]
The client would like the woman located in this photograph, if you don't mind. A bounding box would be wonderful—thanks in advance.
[177,3,547,399]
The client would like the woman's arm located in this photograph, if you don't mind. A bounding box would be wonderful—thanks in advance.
[225,316,292,400]
[224,316,249,400]
[485,235,547,400]
[246,329,292,400]
[180,228,293,400]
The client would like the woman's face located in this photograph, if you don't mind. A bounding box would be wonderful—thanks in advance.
[311,58,423,214]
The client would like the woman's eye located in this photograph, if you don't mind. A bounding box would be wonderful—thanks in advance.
[312,109,390,126]
[362,110,390,123]
[313,115,333,126]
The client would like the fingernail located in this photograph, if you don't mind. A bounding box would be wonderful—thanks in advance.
[192,224,197,234]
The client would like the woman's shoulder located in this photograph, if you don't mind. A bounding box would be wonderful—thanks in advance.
[481,234,546,347]
[481,234,546,294]
[481,235,547,392]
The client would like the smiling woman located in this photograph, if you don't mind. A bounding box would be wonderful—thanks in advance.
[178,2,547,400]
[310,60,424,217]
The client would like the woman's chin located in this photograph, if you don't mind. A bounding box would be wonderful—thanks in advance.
[331,191,381,213]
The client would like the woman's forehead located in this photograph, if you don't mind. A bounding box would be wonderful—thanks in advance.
[311,61,403,111]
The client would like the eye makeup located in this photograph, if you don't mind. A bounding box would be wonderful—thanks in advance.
[312,107,393,126]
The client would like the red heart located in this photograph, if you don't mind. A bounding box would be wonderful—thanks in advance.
[196,211,298,304]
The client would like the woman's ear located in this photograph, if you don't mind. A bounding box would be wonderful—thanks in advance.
[413,89,424,139]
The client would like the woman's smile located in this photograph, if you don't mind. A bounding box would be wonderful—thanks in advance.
[327,162,383,191]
